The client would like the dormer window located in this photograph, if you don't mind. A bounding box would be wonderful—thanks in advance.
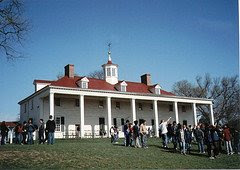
[77,77,89,89]
[116,81,127,92]
[155,88,161,95]
[82,82,88,89]
[121,85,126,92]
[149,84,161,95]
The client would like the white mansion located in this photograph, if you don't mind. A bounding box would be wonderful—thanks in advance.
[19,51,214,138]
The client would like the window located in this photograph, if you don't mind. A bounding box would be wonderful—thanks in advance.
[169,105,173,112]
[150,103,153,110]
[138,103,143,110]
[121,118,124,125]
[56,116,65,132]
[121,86,126,92]
[107,68,111,76]
[112,68,116,76]
[183,120,187,126]
[82,82,87,89]
[156,88,161,95]
[182,106,186,112]
[55,98,60,106]
[139,119,144,125]
[31,100,33,110]
[24,104,27,113]
[113,118,117,126]
[116,102,120,109]
[99,100,104,108]
[56,117,61,131]
[75,99,79,107]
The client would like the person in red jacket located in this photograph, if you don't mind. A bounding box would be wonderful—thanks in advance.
[223,125,233,155]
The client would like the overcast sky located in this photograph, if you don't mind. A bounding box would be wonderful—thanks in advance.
[0,0,238,121]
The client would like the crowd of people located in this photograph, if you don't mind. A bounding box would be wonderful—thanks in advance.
[0,116,56,145]
[1,115,240,160]
[112,117,240,159]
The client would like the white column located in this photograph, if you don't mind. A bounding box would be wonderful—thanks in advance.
[49,92,54,118]
[192,103,197,126]
[153,100,159,137]
[9,129,13,144]
[107,97,112,138]
[80,95,85,138]
[131,98,136,122]
[210,104,214,125]
[174,101,179,124]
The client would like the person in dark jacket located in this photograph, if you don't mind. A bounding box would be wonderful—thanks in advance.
[0,121,9,145]
[22,121,27,144]
[27,119,35,145]
[205,125,216,159]
[195,125,205,153]
[172,121,178,151]
[46,115,56,145]
[123,120,130,146]
[38,119,45,144]
[132,120,140,148]
[211,125,220,157]
[233,129,240,154]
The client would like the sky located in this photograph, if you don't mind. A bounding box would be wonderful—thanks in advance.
[0,0,238,121]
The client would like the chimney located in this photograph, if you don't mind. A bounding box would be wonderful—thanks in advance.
[141,74,151,86]
[64,64,74,78]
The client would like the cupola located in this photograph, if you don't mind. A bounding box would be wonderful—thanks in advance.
[102,43,118,85]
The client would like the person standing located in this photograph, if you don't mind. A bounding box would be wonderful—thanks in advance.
[27,119,35,145]
[140,120,148,148]
[172,121,178,151]
[233,129,240,154]
[223,125,233,155]
[123,120,130,146]
[195,125,205,153]
[46,115,56,145]
[132,120,140,148]
[178,124,186,155]
[159,117,171,148]
[22,121,27,144]
[38,119,45,144]
[110,126,115,143]
[16,123,23,145]
[0,121,9,145]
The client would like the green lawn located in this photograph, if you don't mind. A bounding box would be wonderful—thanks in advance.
[0,138,239,169]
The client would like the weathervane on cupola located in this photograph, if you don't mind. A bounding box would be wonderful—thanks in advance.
[108,42,112,61]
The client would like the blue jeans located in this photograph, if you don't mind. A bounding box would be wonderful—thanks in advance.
[180,141,186,154]
[162,133,168,147]
[27,132,33,145]
[48,132,54,144]
[198,139,205,153]
[141,134,147,148]
[17,133,23,144]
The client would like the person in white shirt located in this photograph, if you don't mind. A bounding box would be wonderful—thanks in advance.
[159,117,171,148]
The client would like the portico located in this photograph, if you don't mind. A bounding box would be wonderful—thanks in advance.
[46,85,213,138]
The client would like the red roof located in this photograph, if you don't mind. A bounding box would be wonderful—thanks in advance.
[37,76,174,96]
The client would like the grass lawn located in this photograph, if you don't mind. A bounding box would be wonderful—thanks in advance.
[0,138,239,169]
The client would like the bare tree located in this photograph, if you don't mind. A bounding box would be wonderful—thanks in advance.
[0,0,28,60]
[88,69,104,79]
[172,74,239,127]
